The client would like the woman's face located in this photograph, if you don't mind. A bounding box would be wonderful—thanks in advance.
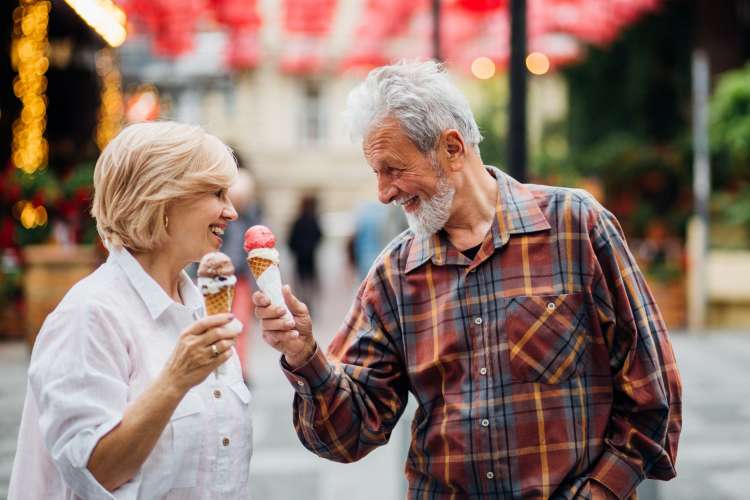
[165,188,238,263]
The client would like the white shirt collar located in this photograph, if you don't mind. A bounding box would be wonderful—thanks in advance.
[108,246,204,320]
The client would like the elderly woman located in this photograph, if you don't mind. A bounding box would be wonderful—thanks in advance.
[9,121,253,498]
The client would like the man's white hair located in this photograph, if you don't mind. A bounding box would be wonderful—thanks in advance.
[344,60,483,154]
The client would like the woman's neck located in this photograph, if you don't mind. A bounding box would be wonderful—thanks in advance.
[131,250,185,304]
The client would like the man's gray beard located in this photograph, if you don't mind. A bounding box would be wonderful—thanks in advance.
[403,175,456,237]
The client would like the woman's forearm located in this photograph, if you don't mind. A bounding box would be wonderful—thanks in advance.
[87,371,186,491]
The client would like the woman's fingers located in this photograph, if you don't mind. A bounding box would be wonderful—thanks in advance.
[196,325,241,347]
[181,313,235,338]
[208,345,234,369]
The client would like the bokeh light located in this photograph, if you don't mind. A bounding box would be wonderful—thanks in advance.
[526,52,550,75]
[471,56,496,80]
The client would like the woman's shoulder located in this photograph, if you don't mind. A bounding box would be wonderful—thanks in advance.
[38,262,132,340]
[56,262,130,313]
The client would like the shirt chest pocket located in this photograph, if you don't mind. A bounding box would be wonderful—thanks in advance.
[169,391,205,489]
[506,293,588,384]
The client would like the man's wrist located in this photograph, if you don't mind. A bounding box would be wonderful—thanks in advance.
[285,342,316,369]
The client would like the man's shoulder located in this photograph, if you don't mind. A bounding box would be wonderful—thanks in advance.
[524,183,610,229]
[365,228,415,278]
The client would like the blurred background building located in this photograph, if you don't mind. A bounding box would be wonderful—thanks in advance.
[2,0,750,498]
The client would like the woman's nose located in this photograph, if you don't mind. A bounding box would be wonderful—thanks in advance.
[223,200,238,221]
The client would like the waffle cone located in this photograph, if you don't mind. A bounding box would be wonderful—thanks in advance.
[248,257,275,279]
[203,286,234,315]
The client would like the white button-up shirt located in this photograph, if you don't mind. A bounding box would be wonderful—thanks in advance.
[9,247,253,499]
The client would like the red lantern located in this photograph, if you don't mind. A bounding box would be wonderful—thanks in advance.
[456,0,507,13]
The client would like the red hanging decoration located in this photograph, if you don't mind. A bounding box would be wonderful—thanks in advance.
[280,0,339,75]
[210,0,263,69]
[455,0,507,13]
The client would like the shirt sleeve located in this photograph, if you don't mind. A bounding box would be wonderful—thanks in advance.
[282,277,409,463]
[28,302,140,499]
[588,208,683,498]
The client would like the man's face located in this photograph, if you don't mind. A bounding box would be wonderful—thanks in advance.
[363,119,455,237]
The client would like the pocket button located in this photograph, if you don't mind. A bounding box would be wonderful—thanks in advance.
[546,302,556,311]
[474,317,483,325]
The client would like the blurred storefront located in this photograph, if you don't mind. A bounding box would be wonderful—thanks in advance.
[4,0,750,343]
[1,1,125,341]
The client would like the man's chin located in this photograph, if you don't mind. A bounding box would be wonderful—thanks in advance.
[406,213,443,238]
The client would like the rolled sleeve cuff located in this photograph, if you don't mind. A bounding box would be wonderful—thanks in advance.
[281,345,334,399]
[589,450,644,499]
[61,416,140,500]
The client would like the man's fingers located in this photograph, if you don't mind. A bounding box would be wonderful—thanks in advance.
[255,303,289,320]
[283,285,308,316]
[262,315,296,332]
[262,330,299,350]
[252,291,271,307]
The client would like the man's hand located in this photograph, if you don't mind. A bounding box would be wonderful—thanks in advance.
[253,285,316,368]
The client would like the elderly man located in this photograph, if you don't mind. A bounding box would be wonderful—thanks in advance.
[254,61,682,499]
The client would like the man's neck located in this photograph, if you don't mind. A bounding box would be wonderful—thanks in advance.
[443,163,498,251]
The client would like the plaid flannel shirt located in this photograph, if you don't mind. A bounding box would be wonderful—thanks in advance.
[283,167,682,499]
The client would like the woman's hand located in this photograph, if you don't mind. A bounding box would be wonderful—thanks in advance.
[163,313,239,393]
[253,285,316,368]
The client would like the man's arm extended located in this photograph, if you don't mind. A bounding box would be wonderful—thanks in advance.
[255,285,409,462]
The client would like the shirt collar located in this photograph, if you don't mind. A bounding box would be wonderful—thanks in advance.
[405,166,551,273]
[108,246,204,319]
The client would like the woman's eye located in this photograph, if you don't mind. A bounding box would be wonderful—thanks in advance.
[215,189,225,198]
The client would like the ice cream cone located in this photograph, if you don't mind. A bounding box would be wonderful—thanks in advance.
[248,256,274,279]
[244,225,292,323]
[203,285,234,315]
[197,251,244,378]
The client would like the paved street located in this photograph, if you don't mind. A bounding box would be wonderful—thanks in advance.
[1,241,749,499]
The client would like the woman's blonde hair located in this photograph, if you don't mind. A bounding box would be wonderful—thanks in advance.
[91,121,237,252]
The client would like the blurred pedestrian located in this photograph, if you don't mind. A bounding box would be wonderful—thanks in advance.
[223,159,264,383]
[253,61,682,499]
[352,200,406,281]
[9,122,253,498]
[287,194,322,310]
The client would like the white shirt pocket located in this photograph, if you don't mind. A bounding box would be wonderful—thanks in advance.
[228,381,253,457]
[169,391,205,489]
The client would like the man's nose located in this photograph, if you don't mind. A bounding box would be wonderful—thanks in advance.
[377,180,397,205]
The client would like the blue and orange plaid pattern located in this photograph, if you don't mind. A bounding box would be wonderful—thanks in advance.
[283,167,682,499]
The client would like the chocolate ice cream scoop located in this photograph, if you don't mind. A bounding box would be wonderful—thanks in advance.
[197,252,235,278]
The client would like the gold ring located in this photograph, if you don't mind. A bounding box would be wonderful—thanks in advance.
[211,344,219,357]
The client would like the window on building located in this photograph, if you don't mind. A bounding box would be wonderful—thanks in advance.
[299,81,326,146]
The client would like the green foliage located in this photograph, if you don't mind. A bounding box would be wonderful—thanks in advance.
[475,78,508,170]
[711,62,750,173]
[709,63,750,243]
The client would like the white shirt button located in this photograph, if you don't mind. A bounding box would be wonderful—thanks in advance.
[481,418,490,427]
[213,389,222,399]
[222,437,230,447]
[479,367,488,375]
[474,317,483,325]
[486,471,495,479]
[546,302,556,311]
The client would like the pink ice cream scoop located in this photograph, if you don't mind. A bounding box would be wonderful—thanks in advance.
[243,225,276,251]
